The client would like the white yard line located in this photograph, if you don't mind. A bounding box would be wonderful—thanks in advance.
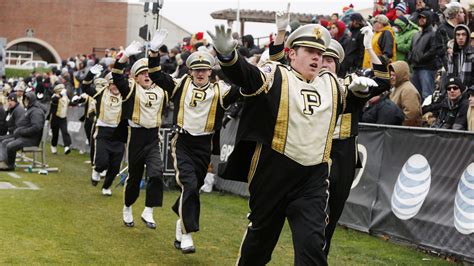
[8,172,22,179]
[22,181,40,190]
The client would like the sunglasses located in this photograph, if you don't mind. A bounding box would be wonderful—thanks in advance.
[447,86,460,91]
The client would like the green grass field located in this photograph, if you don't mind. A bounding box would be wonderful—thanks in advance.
[0,148,455,265]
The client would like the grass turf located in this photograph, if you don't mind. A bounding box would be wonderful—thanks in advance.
[0,147,454,265]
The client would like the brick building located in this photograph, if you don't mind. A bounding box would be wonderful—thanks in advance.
[0,0,190,64]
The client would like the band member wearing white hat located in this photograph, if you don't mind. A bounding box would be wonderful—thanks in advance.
[79,66,125,196]
[49,83,72,155]
[112,41,168,229]
[147,29,240,254]
[208,22,342,265]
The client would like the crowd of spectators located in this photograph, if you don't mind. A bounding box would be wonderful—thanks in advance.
[0,0,473,134]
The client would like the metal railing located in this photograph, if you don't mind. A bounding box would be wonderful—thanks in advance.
[5,50,33,66]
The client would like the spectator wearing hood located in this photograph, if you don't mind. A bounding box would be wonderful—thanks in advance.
[0,92,45,170]
[388,61,422,126]
[362,15,396,68]
[340,13,366,76]
[409,0,432,24]
[447,24,473,89]
[329,20,349,48]
[408,10,440,100]
[394,15,419,62]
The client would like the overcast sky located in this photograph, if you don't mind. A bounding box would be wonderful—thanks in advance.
[134,0,373,38]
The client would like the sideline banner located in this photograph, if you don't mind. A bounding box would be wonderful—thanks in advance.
[217,120,474,261]
[339,124,474,262]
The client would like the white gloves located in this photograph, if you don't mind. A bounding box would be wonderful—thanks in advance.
[124,40,143,57]
[71,95,82,103]
[60,89,67,97]
[207,25,238,56]
[90,64,103,75]
[72,93,88,103]
[150,29,169,52]
[348,76,378,92]
[361,25,374,50]
[275,3,290,32]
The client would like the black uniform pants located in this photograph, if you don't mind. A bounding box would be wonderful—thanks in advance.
[238,144,329,266]
[1,137,38,167]
[171,132,212,234]
[124,126,164,208]
[84,118,95,164]
[324,136,357,255]
[93,127,125,189]
[51,117,71,147]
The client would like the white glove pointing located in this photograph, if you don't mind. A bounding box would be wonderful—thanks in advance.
[361,25,374,50]
[348,76,378,92]
[124,40,143,57]
[275,3,291,32]
[207,25,238,56]
[90,64,103,75]
[150,29,169,52]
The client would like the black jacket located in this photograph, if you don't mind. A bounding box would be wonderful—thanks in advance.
[340,26,364,75]
[6,102,26,135]
[408,14,440,70]
[13,92,46,145]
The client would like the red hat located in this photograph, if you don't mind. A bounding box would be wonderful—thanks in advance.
[195,32,204,41]
[334,20,346,40]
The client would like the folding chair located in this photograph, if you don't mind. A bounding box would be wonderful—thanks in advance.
[18,122,59,172]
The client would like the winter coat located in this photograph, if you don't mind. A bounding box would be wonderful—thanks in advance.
[361,94,405,125]
[363,25,396,68]
[394,18,419,62]
[447,25,473,88]
[13,92,46,146]
[408,12,440,70]
[436,20,455,68]
[389,61,422,126]
[340,26,364,75]
[6,102,25,135]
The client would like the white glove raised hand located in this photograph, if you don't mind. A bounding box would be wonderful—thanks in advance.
[348,76,378,92]
[207,25,238,56]
[124,40,143,57]
[60,89,67,97]
[275,3,291,32]
[71,95,82,103]
[360,25,374,50]
[90,64,103,75]
[150,29,169,52]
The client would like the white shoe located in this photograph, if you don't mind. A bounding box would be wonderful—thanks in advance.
[64,146,71,155]
[101,188,112,196]
[91,170,101,186]
[123,205,134,227]
[181,233,195,254]
[141,207,156,229]
[51,146,57,154]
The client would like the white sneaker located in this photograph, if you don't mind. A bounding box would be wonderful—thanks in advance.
[141,207,156,229]
[181,233,195,254]
[101,188,112,196]
[123,205,134,227]
[64,146,71,155]
[51,146,57,154]
[91,170,101,186]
